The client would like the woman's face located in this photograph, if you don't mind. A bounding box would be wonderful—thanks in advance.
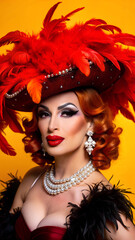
[37,91,91,158]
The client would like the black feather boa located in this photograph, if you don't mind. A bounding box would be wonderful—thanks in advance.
[0,173,21,214]
[0,174,21,240]
[63,182,135,240]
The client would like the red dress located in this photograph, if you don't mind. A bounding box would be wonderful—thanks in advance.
[15,213,66,240]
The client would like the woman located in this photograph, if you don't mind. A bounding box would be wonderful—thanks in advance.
[0,2,135,239]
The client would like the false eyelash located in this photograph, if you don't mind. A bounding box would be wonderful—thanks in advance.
[37,110,50,118]
[61,109,79,117]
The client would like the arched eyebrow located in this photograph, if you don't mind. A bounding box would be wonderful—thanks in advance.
[38,103,78,111]
[38,105,49,111]
[57,103,78,110]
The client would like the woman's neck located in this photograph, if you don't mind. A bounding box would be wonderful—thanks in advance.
[54,148,90,180]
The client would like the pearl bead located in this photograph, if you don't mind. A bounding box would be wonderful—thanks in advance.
[43,161,95,195]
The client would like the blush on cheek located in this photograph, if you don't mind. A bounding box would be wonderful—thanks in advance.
[68,116,88,135]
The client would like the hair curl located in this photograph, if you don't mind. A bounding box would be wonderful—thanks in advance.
[75,88,122,169]
[22,88,122,169]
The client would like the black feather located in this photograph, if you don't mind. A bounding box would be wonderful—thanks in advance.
[0,173,21,240]
[63,182,135,240]
[0,173,21,214]
[0,210,21,240]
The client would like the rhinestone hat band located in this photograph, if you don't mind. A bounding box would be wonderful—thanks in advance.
[5,61,93,99]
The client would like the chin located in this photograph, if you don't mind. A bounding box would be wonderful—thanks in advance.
[46,147,73,158]
[46,147,65,157]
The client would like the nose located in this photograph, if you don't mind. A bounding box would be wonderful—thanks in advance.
[48,114,59,133]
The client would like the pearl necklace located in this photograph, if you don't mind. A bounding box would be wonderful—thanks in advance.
[43,160,95,195]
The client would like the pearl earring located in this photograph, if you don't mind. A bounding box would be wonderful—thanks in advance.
[41,142,46,157]
[84,130,96,156]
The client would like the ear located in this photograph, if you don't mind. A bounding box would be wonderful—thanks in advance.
[86,121,94,133]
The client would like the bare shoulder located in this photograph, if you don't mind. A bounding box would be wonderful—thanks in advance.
[105,215,135,239]
[87,170,112,187]
[21,165,47,192]
[23,165,46,181]
[10,165,47,212]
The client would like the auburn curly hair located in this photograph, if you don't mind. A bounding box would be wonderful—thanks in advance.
[22,88,122,169]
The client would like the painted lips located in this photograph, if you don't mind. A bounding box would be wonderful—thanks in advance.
[46,135,64,147]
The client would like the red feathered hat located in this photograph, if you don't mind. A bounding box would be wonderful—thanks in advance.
[0,2,135,155]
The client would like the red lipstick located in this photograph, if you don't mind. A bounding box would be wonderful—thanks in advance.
[46,135,64,147]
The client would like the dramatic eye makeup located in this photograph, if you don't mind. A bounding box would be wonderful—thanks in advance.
[58,103,79,118]
[37,102,79,119]
[60,108,79,117]
[37,105,51,119]
[37,110,50,118]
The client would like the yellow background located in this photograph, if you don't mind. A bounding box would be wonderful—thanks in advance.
[0,0,135,213]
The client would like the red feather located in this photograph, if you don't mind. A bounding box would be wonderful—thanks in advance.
[120,107,135,122]
[64,7,84,19]
[27,77,43,103]
[85,18,107,26]
[120,61,133,73]
[11,68,40,92]
[96,24,121,34]
[86,48,105,71]
[0,132,16,155]
[99,52,120,70]
[130,102,135,112]
[43,2,84,27]
[41,2,84,40]
[0,31,27,47]
[0,62,10,75]
[0,120,7,132]
[3,108,23,133]
[72,50,90,76]
[114,33,135,46]
[43,2,62,28]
